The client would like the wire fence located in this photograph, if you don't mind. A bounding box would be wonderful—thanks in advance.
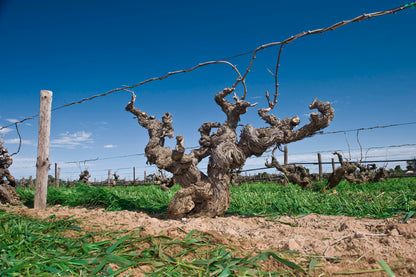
[15,152,416,183]
[1,2,415,182]
[13,156,416,188]
[1,2,414,132]
[6,138,416,181]
[4,118,416,180]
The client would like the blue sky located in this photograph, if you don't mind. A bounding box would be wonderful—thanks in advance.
[1,0,415,180]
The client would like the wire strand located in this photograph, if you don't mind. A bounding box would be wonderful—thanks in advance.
[1,2,413,132]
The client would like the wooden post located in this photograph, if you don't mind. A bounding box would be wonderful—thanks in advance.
[144,171,146,183]
[34,90,53,210]
[133,167,136,186]
[54,163,58,188]
[108,170,111,186]
[284,146,288,166]
[317,153,323,180]
[331,158,336,172]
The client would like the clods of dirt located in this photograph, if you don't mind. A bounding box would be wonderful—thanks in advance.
[3,204,416,276]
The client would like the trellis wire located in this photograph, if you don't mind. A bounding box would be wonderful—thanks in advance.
[1,1,414,132]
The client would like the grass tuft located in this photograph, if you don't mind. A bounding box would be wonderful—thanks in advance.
[0,210,304,276]
[228,178,416,218]
[16,178,416,219]
[7,178,415,275]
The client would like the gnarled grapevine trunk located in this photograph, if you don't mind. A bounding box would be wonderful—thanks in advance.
[327,152,391,188]
[0,141,19,204]
[265,155,312,188]
[126,88,334,218]
[79,170,91,185]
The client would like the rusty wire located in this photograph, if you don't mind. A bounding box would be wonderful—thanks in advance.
[317,121,416,135]
[1,2,413,133]
[231,2,415,92]
[9,123,22,157]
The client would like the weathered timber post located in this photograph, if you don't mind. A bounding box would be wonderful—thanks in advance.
[133,167,136,186]
[331,158,336,172]
[144,170,146,183]
[284,146,288,166]
[107,169,111,186]
[54,163,58,188]
[317,153,323,181]
[34,90,52,210]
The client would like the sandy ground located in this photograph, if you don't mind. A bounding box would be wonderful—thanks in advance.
[4,205,416,276]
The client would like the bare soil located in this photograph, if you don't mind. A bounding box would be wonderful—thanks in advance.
[4,205,416,276]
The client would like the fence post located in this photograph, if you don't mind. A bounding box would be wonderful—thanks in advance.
[317,153,323,181]
[331,158,335,172]
[133,167,136,186]
[284,146,288,166]
[144,171,146,183]
[107,170,111,186]
[34,90,53,210]
[54,163,58,188]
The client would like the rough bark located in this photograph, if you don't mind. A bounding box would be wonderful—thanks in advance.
[79,170,91,185]
[113,172,120,186]
[327,152,390,189]
[0,141,19,204]
[0,183,20,204]
[150,170,176,191]
[265,155,312,188]
[126,89,334,218]
[113,172,119,182]
[230,166,243,187]
[327,152,359,188]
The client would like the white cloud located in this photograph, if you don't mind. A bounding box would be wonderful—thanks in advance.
[4,138,34,145]
[13,157,36,162]
[6,118,19,123]
[0,127,12,135]
[8,157,37,172]
[51,131,93,149]
[104,144,117,148]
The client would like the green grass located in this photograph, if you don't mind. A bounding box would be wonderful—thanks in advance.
[5,178,415,276]
[229,178,416,218]
[16,177,416,219]
[0,209,305,276]
[17,183,176,215]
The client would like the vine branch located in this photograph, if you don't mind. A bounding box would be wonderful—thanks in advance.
[0,2,412,134]
[9,123,22,157]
